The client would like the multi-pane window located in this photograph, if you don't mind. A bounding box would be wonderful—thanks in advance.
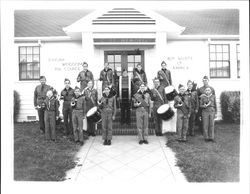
[19,46,40,80]
[236,44,240,78]
[209,44,230,78]
[107,54,122,76]
[127,55,141,76]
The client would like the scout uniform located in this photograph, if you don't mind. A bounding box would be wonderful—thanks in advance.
[60,86,74,135]
[99,88,117,145]
[132,68,147,95]
[157,68,172,87]
[99,67,114,91]
[186,84,199,136]
[150,83,166,136]
[77,69,94,91]
[34,83,52,133]
[174,85,191,142]
[71,89,86,144]
[133,85,151,144]
[200,90,217,141]
[44,94,59,141]
[83,86,98,136]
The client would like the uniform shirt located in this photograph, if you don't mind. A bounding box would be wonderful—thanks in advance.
[186,89,199,112]
[60,87,74,106]
[200,94,217,113]
[99,68,113,86]
[157,68,172,87]
[71,96,86,114]
[83,87,98,112]
[99,94,116,112]
[174,93,191,116]
[197,85,215,97]
[44,96,59,116]
[34,84,52,107]
[77,70,94,90]
[133,90,150,109]
[132,68,147,86]
[150,85,166,107]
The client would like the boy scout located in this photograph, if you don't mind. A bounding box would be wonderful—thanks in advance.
[150,78,167,136]
[98,86,116,145]
[157,61,172,87]
[99,62,114,91]
[83,80,98,136]
[132,63,147,95]
[34,76,52,133]
[60,78,74,135]
[186,80,199,136]
[133,83,151,144]
[77,62,94,91]
[200,87,217,142]
[71,87,86,145]
[44,90,59,141]
[174,84,191,142]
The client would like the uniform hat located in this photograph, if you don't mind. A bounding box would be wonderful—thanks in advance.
[104,86,111,90]
[178,84,184,89]
[82,62,88,66]
[74,86,80,90]
[64,78,70,82]
[202,75,209,80]
[187,80,193,85]
[161,61,167,66]
[153,77,160,82]
[39,76,46,80]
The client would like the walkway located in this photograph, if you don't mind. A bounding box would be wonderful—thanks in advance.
[65,135,187,182]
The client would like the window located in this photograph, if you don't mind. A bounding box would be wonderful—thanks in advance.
[19,46,40,80]
[236,44,240,78]
[107,54,122,76]
[209,44,230,78]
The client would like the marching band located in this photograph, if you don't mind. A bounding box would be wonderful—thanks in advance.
[34,61,217,145]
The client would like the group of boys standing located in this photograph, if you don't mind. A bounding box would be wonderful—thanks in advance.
[33,60,217,146]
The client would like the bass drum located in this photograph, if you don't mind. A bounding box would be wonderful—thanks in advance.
[86,106,102,123]
[164,86,178,102]
[157,104,174,121]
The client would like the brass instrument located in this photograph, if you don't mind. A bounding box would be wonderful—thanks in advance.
[133,93,149,107]
[176,95,189,115]
[71,98,77,108]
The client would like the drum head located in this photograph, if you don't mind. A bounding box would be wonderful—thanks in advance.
[86,106,97,117]
[164,86,175,94]
[157,104,170,114]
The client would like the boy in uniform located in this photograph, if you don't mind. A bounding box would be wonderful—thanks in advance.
[150,78,167,136]
[133,83,151,144]
[132,63,147,95]
[174,84,191,142]
[83,80,98,136]
[44,90,59,141]
[98,86,116,145]
[71,87,86,145]
[157,61,172,87]
[186,80,199,136]
[200,87,217,142]
[34,76,52,133]
[99,62,114,91]
[60,78,74,135]
[77,62,94,91]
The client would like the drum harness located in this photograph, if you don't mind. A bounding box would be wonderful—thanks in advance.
[153,87,164,104]
[159,69,170,86]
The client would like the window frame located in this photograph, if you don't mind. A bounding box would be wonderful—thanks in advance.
[236,44,240,78]
[209,44,231,79]
[19,46,40,81]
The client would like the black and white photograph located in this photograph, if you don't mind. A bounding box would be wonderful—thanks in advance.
[1,0,249,194]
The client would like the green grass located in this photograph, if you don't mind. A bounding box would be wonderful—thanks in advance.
[14,122,82,181]
[165,122,240,182]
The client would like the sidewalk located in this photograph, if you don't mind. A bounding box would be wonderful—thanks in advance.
[65,135,187,182]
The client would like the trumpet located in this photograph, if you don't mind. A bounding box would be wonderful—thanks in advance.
[71,98,77,107]
[204,100,211,107]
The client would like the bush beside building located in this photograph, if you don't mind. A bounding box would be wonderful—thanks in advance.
[14,90,21,122]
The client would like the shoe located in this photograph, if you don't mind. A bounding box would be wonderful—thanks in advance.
[103,140,108,145]
[158,133,163,136]
[177,138,183,142]
[91,133,96,137]
[107,140,111,145]
[205,139,210,142]
[80,141,84,146]
[209,139,216,143]
[139,140,144,144]
[182,139,187,142]
[143,140,149,144]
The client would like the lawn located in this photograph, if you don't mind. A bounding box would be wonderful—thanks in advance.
[14,122,82,181]
[165,122,240,182]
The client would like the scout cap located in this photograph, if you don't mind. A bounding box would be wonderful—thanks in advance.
[39,76,46,80]
[74,86,80,91]
[64,78,70,82]
[178,84,184,89]
[203,75,209,80]
[187,80,193,85]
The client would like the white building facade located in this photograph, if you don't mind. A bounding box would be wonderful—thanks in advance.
[14,8,240,122]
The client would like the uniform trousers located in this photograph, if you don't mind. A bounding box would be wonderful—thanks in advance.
[44,111,56,140]
[72,110,84,142]
[38,108,45,132]
[101,109,113,140]
[153,105,162,135]
[202,110,215,140]
[188,110,196,136]
[136,107,148,141]
[176,112,189,141]
[63,103,73,135]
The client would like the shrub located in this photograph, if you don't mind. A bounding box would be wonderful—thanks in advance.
[220,91,240,123]
[14,90,21,122]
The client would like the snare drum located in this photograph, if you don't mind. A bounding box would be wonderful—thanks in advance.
[86,106,102,123]
[157,104,174,121]
[164,86,178,101]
